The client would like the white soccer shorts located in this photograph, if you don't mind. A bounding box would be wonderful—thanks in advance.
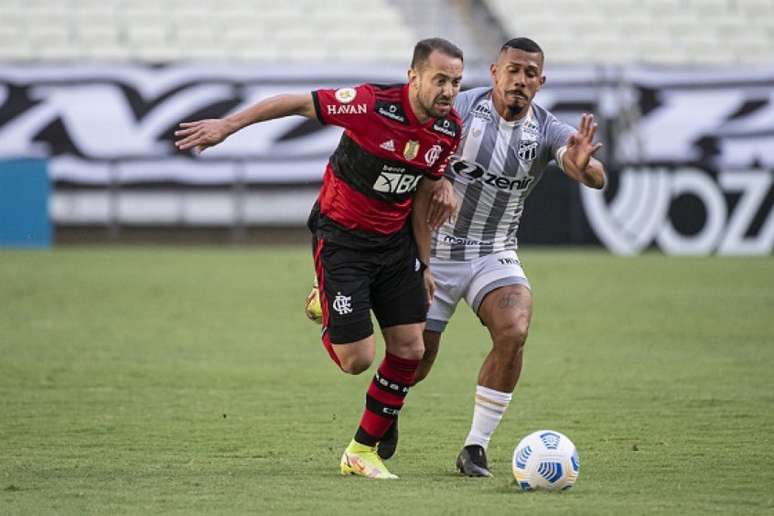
[426,249,530,333]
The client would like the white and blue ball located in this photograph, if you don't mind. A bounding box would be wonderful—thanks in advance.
[512,430,580,491]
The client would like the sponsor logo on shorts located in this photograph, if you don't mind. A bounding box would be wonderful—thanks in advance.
[498,257,520,265]
[441,234,491,246]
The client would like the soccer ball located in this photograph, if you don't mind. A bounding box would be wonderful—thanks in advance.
[512,430,580,491]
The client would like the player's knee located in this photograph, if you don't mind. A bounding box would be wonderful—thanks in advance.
[391,338,425,361]
[339,353,373,375]
[494,316,530,352]
[335,343,375,375]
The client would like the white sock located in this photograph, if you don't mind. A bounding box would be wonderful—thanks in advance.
[463,385,512,450]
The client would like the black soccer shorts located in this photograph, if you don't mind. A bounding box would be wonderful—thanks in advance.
[312,235,427,344]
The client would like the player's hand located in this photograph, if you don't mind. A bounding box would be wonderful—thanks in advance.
[174,119,232,153]
[422,268,435,307]
[564,113,603,172]
[427,178,456,230]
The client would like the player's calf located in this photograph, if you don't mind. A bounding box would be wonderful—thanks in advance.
[414,329,442,384]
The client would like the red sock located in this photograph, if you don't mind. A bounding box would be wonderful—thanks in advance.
[355,352,419,446]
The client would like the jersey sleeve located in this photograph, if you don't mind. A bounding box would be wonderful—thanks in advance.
[311,84,375,129]
[545,115,576,171]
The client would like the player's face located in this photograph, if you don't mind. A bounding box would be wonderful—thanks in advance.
[409,50,463,119]
[491,48,545,118]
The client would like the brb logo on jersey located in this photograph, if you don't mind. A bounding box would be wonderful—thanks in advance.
[373,164,421,194]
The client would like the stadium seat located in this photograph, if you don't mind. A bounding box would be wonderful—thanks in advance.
[0,0,771,64]
[484,0,774,65]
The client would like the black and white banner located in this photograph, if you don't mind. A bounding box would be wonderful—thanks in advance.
[0,64,772,254]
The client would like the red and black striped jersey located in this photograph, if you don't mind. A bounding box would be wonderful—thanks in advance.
[309,83,461,247]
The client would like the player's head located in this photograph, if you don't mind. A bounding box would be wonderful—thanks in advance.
[408,38,464,119]
[491,37,545,118]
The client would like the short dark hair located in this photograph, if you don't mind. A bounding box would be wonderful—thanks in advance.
[411,38,464,69]
[500,37,543,56]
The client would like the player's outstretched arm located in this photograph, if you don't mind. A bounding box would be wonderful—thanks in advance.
[175,93,316,153]
[560,113,606,189]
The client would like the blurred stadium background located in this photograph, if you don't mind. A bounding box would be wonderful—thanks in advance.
[0,0,772,252]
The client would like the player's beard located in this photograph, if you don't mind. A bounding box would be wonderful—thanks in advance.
[502,89,530,117]
[423,93,452,118]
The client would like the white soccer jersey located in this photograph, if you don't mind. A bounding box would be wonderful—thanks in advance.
[431,87,575,261]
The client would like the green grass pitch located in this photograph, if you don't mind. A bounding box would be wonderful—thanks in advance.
[1,247,773,515]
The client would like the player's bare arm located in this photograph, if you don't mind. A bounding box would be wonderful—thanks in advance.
[175,93,316,153]
[412,177,437,305]
[560,113,606,189]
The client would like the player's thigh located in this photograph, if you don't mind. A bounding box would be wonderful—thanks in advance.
[466,251,533,342]
[426,258,469,333]
[477,284,533,345]
[370,240,427,331]
[314,239,376,345]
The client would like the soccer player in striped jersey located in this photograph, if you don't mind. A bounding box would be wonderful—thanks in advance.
[389,37,607,476]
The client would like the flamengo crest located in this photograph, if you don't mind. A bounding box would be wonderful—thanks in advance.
[424,144,442,166]
[332,292,352,315]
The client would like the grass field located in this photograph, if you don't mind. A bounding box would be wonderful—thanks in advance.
[1,247,773,515]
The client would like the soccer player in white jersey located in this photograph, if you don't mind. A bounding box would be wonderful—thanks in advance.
[389,37,607,476]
